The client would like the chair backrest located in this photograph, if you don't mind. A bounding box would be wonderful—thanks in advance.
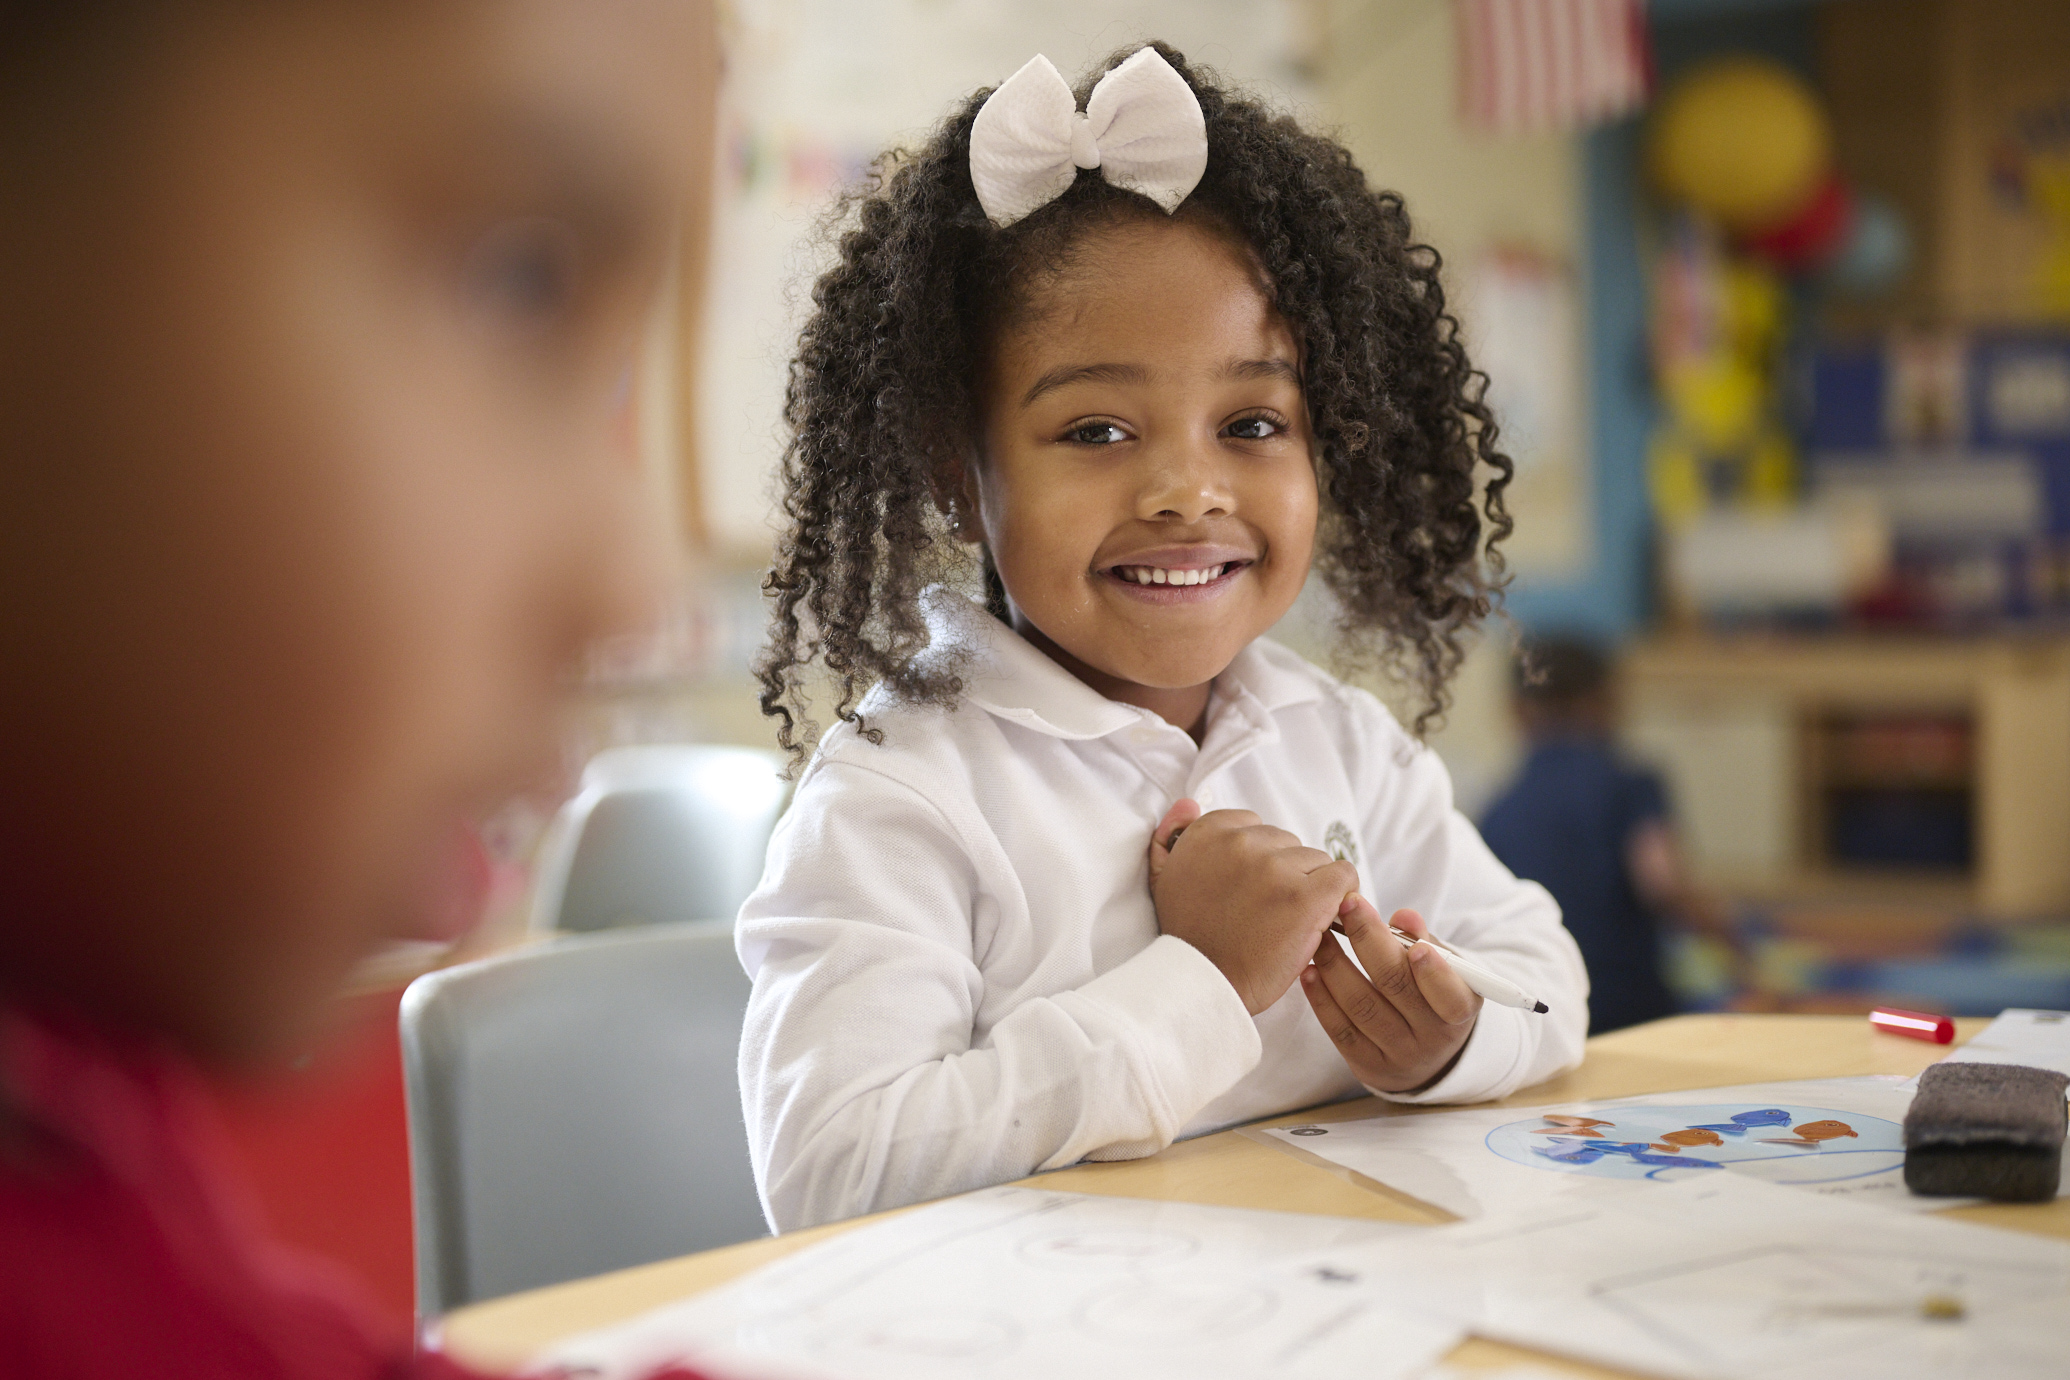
[531,744,791,934]
[400,921,766,1317]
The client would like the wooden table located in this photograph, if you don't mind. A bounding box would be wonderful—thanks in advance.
[440,1014,2070,1377]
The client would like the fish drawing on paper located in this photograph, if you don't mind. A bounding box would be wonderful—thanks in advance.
[1758,1119,1860,1150]
[1505,1105,1900,1187]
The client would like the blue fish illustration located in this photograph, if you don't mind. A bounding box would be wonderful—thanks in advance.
[1595,1141,1718,1170]
[1687,1108,1792,1138]
[1533,1138,1608,1165]
[1641,1150,1718,1169]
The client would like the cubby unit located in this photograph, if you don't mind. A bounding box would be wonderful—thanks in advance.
[1621,635,2070,915]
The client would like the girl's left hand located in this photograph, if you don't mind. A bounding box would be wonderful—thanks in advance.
[1300,897,1482,1093]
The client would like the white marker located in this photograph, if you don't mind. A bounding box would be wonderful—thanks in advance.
[1329,914,1550,1014]
[1390,925,1549,1013]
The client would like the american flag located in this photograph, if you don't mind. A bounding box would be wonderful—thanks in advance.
[1457,0,1651,135]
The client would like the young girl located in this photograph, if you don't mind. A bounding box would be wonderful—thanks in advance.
[739,43,1589,1232]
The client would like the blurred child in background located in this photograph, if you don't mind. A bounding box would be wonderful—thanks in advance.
[1479,637,1728,1034]
[1,2,719,1375]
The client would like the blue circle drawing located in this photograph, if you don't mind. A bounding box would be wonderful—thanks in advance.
[1485,1104,1906,1185]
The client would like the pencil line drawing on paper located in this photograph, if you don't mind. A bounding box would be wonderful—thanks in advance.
[531,1187,1464,1380]
[1072,1278,1279,1343]
[1586,1243,2056,1368]
[826,1311,1024,1361]
[1015,1227,1199,1272]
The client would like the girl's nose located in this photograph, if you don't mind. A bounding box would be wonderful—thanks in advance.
[1135,435,1234,523]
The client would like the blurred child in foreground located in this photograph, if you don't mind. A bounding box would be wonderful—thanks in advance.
[1479,638,1730,1034]
[0,2,717,1375]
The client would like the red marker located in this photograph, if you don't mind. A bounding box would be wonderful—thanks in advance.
[1871,1007,1954,1044]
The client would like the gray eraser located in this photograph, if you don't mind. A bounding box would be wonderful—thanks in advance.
[1904,1061,2068,1202]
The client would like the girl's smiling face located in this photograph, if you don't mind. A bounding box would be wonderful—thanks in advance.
[971,215,1318,734]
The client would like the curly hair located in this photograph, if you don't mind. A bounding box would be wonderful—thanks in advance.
[757,42,1513,766]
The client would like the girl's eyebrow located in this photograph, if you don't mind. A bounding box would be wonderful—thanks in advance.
[1226,357,1303,386]
[1020,356,1300,408]
[1021,362,1147,408]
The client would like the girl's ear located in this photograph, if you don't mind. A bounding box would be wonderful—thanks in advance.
[933,454,986,544]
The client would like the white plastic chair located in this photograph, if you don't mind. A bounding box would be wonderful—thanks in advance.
[531,745,790,934]
[400,920,767,1317]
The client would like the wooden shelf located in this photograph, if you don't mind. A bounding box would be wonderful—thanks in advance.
[1706,867,1978,913]
[1817,773,1972,791]
[1623,634,2070,917]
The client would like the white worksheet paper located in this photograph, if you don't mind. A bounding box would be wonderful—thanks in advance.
[525,1187,1460,1380]
[1300,1173,2070,1380]
[1918,1008,2070,1084]
[1263,1077,1954,1219]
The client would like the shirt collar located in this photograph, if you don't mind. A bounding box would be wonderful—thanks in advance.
[1213,632,1329,718]
[920,587,1142,739]
[918,586,1324,741]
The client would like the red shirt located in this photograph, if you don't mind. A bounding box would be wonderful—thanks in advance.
[0,1011,706,1380]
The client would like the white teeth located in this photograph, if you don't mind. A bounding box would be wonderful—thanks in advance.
[1116,563,1235,586]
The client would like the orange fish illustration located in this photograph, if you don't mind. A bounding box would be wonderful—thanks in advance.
[1759,1118,1858,1150]
[1532,1114,1614,1137]
[1647,1143,1682,1154]
[1657,1128,1725,1148]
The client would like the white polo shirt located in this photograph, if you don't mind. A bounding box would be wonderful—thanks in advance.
[737,588,1588,1231]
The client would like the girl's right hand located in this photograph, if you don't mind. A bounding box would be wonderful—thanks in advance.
[1148,799,1359,1015]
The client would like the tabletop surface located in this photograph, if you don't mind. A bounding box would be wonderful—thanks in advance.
[438,1012,2067,1377]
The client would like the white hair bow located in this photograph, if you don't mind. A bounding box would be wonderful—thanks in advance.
[969,47,1208,228]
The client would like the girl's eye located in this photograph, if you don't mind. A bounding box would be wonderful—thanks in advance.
[461,216,583,335]
[1225,415,1284,441]
[1063,421,1129,446]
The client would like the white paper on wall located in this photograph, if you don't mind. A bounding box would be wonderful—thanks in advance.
[1460,246,1589,579]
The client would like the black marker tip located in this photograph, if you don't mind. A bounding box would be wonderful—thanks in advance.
[1532,1001,1549,1014]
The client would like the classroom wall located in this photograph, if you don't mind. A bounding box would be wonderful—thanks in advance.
[1321,0,1579,260]
[1314,0,1590,812]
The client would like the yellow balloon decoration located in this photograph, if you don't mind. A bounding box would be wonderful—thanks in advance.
[1648,431,1709,527]
[1719,260,1785,355]
[1648,240,1798,526]
[1662,357,1765,454]
[1744,428,1798,508]
[1647,58,1831,233]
